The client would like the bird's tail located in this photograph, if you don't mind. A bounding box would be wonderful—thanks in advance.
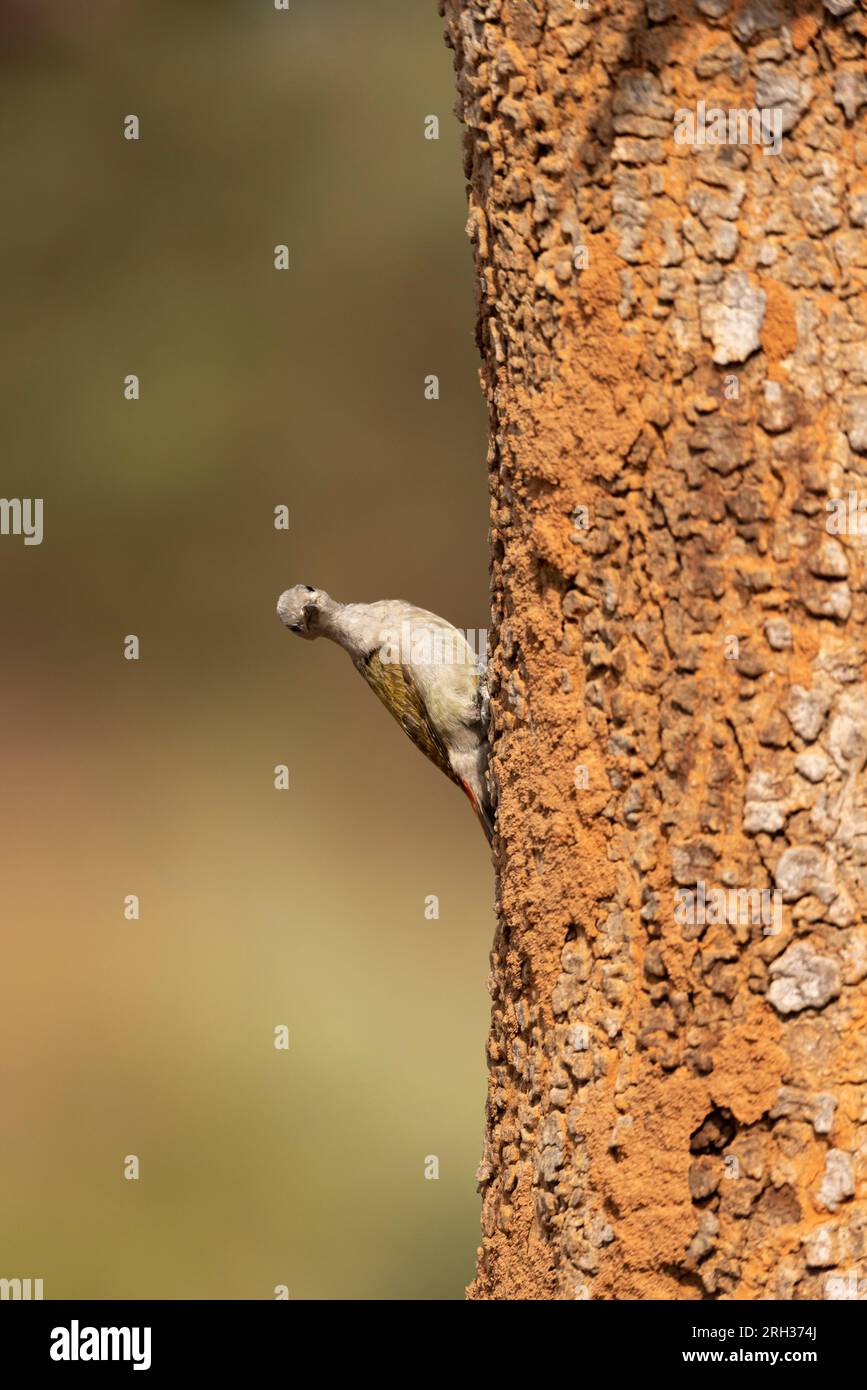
[477,801,495,846]
[461,779,495,846]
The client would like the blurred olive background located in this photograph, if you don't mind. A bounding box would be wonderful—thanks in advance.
[0,0,491,1299]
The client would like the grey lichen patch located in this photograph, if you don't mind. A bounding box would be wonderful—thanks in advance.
[843,394,867,454]
[774,846,838,905]
[834,70,867,124]
[803,1222,839,1268]
[767,943,842,1014]
[795,750,831,783]
[743,766,794,834]
[759,380,800,434]
[815,1149,856,1212]
[809,538,849,581]
[828,708,867,772]
[784,685,832,742]
[764,617,792,650]
[699,271,767,365]
[770,1086,837,1136]
[754,66,812,132]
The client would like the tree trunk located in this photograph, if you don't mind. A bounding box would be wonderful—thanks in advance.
[442,0,867,1300]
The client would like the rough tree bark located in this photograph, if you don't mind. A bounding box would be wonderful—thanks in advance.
[441,0,867,1299]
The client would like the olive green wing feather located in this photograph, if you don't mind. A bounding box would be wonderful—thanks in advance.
[357,651,459,786]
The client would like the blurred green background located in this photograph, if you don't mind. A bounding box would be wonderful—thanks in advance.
[0,0,491,1299]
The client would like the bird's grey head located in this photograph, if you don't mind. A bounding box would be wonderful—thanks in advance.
[277,585,331,639]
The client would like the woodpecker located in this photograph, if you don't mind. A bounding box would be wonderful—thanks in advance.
[277,585,493,843]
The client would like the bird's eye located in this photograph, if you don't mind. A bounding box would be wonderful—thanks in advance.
[289,623,303,634]
[302,584,314,592]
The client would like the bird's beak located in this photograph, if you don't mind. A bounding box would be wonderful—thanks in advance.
[276,592,296,627]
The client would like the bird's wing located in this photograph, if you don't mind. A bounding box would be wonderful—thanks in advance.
[358,650,459,786]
